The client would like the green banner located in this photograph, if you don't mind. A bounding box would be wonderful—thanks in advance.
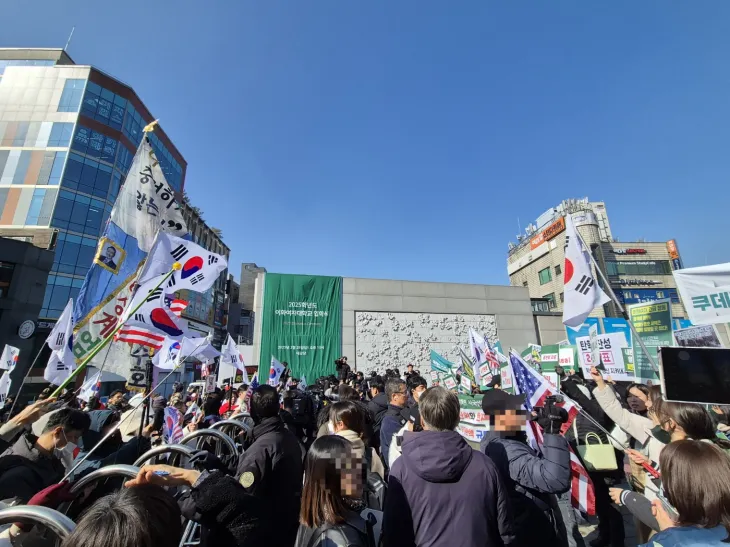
[258,274,342,381]
[430,350,453,374]
[628,299,673,384]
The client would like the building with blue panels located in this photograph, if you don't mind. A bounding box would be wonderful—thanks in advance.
[0,48,186,322]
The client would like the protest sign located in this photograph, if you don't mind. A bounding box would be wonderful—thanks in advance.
[442,373,458,391]
[430,350,453,374]
[457,394,489,446]
[205,374,216,393]
[628,299,673,383]
[558,347,577,372]
[674,325,723,348]
[576,332,634,381]
[500,364,514,392]
[673,262,730,325]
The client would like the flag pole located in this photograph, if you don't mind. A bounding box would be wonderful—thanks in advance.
[573,230,660,374]
[60,336,209,482]
[7,346,46,418]
[49,263,181,398]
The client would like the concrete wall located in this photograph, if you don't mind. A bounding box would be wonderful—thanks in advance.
[250,274,537,372]
[534,314,567,345]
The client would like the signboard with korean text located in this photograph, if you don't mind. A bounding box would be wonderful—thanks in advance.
[576,332,634,381]
[442,373,458,391]
[628,299,673,383]
[457,394,489,446]
[674,325,723,348]
[258,274,342,381]
[558,347,576,371]
[530,217,566,250]
[430,350,454,374]
[673,263,730,325]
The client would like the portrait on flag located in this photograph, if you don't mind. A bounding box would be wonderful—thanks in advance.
[93,237,126,275]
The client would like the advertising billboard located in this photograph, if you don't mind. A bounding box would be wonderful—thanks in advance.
[530,217,565,249]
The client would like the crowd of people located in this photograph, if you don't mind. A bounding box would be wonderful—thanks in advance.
[0,357,728,547]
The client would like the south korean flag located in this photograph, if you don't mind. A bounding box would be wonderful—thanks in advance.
[137,232,227,293]
[562,214,610,328]
[120,274,189,339]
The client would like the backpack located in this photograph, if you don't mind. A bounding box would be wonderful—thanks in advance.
[362,448,387,511]
[292,392,315,426]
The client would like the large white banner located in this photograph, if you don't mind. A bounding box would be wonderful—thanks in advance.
[673,262,730,325]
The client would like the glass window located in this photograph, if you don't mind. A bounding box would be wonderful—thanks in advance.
[538,267,552,285]
[79,159,98,195]
[58,79,86,113]
[51,190,75,230]
[81,86,99,118]
[559,292,564,303]
[25,189,46,225]
[555,264,561,276]
[93,164,112,198]
[101,136,116,163]
[48,123,73,147]
[49,152,66,185]
[87,130,104,159]
[12,122,29,146]
[543,293,556,309]
[71,125,90,153]
[48,282,71,315]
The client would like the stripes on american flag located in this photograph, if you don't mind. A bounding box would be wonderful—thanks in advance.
[510,351,596,516]
[115,298,189,350]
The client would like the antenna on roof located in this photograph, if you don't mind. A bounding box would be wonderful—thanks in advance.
[64,27,75,52]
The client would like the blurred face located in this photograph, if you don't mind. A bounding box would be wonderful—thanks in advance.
[493,409,527,432]
[336,453,363,498]
[109,393,124,405]
[412,385,426,403]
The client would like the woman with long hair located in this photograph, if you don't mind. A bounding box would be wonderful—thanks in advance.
[640,439,730,546]
[295,435,373,547]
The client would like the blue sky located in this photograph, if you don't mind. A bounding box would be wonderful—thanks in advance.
[4,1,730,285]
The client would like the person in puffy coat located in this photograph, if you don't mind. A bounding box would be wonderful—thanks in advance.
[480,388,570,547]
[383,387,515,547]
[296,435,374,547]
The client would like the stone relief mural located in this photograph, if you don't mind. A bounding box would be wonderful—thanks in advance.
[355,312,497,374]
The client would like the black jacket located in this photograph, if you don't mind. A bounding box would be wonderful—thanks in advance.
[368,393,388,434]
[481,431,571,547]
[0,433,65,503]
[190,470,261,546]
[236,416,304,547]
[295,510,372,547]
[379,405,406,470]
[383,430,515,547]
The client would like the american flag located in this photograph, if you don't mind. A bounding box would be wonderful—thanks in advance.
[250,372,259,390]
[115,298,188,350]
[510,351,595,516]
[163,406,184,444]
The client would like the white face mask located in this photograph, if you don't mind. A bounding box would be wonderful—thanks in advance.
[327,421,336,434]
[53,430,77,469]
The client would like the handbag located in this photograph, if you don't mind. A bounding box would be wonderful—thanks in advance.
[573,420,618,472]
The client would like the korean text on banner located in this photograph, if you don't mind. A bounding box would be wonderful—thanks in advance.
[258,274,342,381]
[673,262,730,325]
[628,299,673,383]
[430,350,453,374]
[674,325,723,348]
[72,135,186,379]
[576,332,634,381]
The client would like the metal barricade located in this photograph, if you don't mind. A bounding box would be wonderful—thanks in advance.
[0,506,75,540]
